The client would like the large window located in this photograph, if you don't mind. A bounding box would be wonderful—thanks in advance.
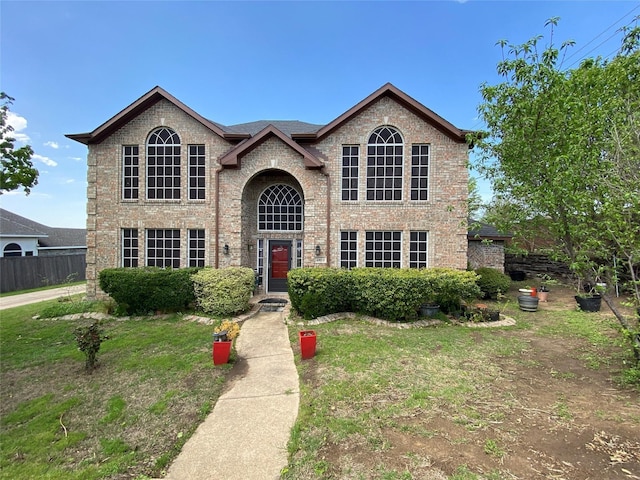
[340,231,358,269]
[3,243,22,257]
[146,229,180,268]
[409,231,428,268]
[122,146,139,199]
[366,126,403,201]
[147,127,181,200]
[188,145,205,200]
[122,229,139,267]
[341,146,359,201]
[258,184,303,231]
[188,229,205,267]
[365,231,401,268]
[410,145,430,201]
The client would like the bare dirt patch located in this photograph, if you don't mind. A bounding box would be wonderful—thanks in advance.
[311,287,640,479]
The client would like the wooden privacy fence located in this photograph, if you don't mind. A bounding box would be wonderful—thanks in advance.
[0,254,86,293]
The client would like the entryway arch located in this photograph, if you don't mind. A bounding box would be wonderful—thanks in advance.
[241,169,305,293]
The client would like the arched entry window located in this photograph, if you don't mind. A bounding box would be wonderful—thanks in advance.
[147,127,181,200]
[3,243,22,257]
[367,126,404,201]
[258,184,303,231]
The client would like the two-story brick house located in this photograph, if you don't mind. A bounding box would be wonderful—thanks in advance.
[67,83,471,298]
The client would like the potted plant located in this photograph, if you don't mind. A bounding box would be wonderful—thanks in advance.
[419,302,440,317]
[212,320,240,365]
[536,274,559,302]
[574,272,605,313]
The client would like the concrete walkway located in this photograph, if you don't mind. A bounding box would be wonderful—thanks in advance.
[0,284,86,310]
[164,307,300,480]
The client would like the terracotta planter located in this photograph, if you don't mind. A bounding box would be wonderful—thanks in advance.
[537,291,549,302]
[299,330,317,360]
[212,340,232,365]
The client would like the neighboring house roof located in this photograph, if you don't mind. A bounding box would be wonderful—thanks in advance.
[0,209,86,248]
[66,83,472,149]
[467,218,512,240]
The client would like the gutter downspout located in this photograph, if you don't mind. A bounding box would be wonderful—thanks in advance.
[322,167,331,266]
[214,165,222,268]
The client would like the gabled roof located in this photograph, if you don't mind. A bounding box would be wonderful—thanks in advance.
[225,120,323,138]
[219,124,324,169]
[0,209,86,247]
[467,218,512,240]
[295,83,470,143]
[66,86,248,145]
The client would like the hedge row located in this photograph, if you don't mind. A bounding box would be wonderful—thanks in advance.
[99,267,200,315]
[98,266,254,316]
[288,267,480,321]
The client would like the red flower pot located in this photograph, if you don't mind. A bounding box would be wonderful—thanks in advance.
[213,340,232,365]
[299,330,316,360]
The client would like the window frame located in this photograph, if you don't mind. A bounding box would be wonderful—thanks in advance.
[410,144,430,201]
[146,127,181,201]
[409,231,429,269]
[122,228,139,267]
[341,145,359,201]
[188,229,205,267]
[145,228,180,268]
[188,145,206,200]
[339,231,358,269]
[257,184,304,232]
[364,231,402,268]
[366,126,404,201]
[122,145,139,200]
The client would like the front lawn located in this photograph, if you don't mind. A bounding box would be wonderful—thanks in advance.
[0,297,230,479]
[284,287,640,479]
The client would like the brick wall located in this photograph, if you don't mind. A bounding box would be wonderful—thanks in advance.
[85,93,469,298]
[468,240,506,272]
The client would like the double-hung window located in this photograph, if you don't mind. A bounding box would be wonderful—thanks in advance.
[188,229,205,267]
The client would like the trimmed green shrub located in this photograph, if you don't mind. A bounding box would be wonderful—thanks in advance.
[475,267,511,299]
[192,267,255,316]
[288,267,481,321]
[98,267,199,315]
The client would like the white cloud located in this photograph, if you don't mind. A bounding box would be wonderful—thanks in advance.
[69,156,83,162]
[44,141,60,149]
[6,111,30,143]
[32,153,58,167]
[63,179,75,184]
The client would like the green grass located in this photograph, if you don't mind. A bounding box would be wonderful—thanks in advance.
[282,301,639,480]
[0,299,231,480]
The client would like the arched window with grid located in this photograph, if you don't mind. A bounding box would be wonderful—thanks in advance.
[366,126,403,201]
[258,184,303,231]
[147,127,181,200]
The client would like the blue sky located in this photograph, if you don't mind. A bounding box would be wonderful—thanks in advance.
[1,0,638,228]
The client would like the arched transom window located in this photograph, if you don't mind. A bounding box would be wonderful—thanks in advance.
[147,127,181,200]
[3,243,22,257]
[258,184,303,231]
[366,126,403,201]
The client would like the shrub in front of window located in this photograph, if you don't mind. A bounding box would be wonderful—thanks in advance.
[98,267,199,315]
[192,267,255,317]
[474,267,511,300]
[288,267,481,321]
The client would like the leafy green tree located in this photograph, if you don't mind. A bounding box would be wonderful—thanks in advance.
[1,93,38,194]
[471,19,640,363]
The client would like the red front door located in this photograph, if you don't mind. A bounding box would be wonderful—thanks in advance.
[269,241,291,292]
